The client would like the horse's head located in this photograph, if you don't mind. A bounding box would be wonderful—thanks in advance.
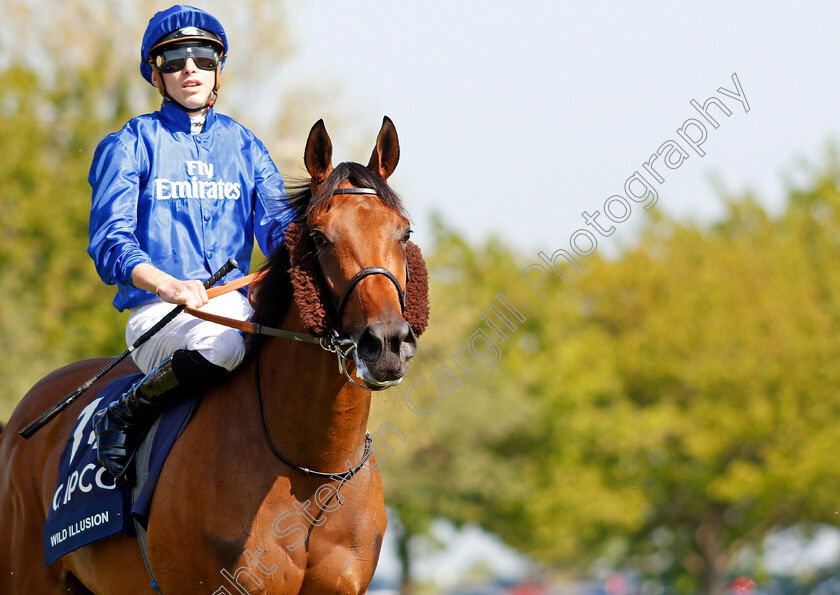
[279,117,427,389]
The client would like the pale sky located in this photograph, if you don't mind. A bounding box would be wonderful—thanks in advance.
[282,1,840,257]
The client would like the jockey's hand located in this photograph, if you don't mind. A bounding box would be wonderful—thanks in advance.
[155,278,209,308]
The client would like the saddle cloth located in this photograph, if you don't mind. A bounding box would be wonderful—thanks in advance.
[42,372,199,565]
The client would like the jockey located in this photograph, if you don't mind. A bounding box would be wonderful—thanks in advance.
[87,5,294,483]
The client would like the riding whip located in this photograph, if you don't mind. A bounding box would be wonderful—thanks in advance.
[19,258,238,439]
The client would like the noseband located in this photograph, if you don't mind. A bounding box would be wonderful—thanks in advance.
[336,266,406,322]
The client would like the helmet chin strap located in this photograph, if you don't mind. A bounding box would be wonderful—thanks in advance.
[155,67,220,113]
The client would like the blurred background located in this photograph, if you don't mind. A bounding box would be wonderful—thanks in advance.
[3,1,840,593]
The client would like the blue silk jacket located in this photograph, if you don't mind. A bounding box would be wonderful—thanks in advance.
[88,101,294,311]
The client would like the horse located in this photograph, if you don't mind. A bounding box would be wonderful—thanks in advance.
[0,116,429,594]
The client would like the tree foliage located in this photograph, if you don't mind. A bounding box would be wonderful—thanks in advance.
[0,67,130,420]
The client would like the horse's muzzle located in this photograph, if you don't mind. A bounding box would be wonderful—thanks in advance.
[354,318,417,386]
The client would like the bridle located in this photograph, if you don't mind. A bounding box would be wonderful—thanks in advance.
[190,186,409,481]
[315,187,410,390]
[188,186,410,390]
[336,266,406,324]
[258,186,405,481]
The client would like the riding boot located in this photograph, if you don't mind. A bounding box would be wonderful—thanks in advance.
[93,349,228,484]
[93,354,181,483]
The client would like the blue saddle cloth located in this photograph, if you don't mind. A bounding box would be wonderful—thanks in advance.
[42,372,199,566]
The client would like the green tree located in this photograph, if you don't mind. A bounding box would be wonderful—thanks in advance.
[530,176,840,592]
[0,0,344,173]
[0,67,130,420]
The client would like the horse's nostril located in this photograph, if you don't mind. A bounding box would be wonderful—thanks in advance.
[357,325,384,363]
[397,322,417,363]
[395,320,417,357]
[357,320,417,364]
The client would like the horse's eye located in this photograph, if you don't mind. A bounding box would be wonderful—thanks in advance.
[311,231,330,248]
[402,229,413,243]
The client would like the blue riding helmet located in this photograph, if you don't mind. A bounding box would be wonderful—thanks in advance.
[140,5,228,86]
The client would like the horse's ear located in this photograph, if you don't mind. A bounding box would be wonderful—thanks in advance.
[305,119,334,185]
[368,116,400,181]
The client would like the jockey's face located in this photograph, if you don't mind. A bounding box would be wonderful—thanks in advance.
[152,44,217,112]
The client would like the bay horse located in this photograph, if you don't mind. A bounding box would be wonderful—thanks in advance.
[0,117,428,594]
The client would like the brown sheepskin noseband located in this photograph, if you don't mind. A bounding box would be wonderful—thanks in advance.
[284,221,430,337]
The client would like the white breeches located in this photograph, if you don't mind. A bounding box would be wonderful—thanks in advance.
[126,291,253,374]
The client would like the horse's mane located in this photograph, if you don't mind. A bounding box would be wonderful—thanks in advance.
[250,162,428,338]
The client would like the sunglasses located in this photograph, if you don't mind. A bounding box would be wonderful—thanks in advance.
[152,45,220,74]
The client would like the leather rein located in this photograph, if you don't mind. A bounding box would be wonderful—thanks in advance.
[184,187,405,480]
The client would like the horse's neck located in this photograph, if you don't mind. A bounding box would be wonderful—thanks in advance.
[252,303,372,473]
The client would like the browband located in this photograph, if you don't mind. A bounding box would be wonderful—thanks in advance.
[333,188,378,195]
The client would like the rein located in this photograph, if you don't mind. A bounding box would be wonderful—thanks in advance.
[187,277,396,391]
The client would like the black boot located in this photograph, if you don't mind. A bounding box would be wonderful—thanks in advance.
[93,349,228,484]
[93,353,181,483]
